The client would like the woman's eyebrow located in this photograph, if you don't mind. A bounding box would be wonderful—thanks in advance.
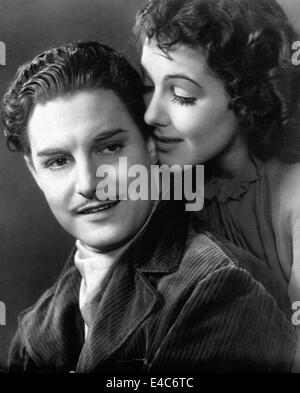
[164,74,201,88]
[140,63,201,88]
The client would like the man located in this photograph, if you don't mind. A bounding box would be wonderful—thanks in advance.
[2,41,296,373]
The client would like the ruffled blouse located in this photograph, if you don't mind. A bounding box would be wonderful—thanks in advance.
[198,155,290,289]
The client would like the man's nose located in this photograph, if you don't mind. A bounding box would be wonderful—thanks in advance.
[144,91,169,128]
[75,159,97,199]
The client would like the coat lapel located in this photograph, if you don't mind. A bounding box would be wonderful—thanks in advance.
[76,256,161,372]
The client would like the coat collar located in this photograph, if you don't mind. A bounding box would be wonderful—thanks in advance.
[18,252,84,371]
[18,200,189,372]
[133,199,188,273]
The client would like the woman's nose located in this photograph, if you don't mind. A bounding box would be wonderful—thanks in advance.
[75,159,97,199]
[144,91,169,128]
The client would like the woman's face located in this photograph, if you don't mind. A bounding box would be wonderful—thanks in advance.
[141,40,239,166]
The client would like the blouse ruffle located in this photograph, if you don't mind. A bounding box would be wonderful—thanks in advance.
[204,155,264,204]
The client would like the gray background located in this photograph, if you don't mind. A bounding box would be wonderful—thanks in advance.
[0,0,299,368]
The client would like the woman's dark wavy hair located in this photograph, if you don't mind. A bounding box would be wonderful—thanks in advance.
[1,41,150,154]
[134,0,300,163]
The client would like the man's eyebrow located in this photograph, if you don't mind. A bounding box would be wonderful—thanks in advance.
[37,149,69,157]
[36,129,128,157]
[93,128,128,142]
[139,64,148,79]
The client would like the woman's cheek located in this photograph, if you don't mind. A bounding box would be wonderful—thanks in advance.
[177,111,202,138]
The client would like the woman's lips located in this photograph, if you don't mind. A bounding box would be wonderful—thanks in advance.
[154,134,183,151]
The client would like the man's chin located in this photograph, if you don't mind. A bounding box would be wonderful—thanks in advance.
[77,231,137,253]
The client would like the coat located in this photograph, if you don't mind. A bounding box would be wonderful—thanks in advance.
[7,201,296,373]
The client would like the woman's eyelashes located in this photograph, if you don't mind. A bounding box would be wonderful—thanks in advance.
[171,93,197,106]
[143,79,197,106]
[170,86,197,106]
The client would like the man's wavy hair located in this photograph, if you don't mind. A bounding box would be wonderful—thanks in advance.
[2,41,150,154]
[134,0,300,163]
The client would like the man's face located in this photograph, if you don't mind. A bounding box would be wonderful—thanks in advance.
[26,89,155,252]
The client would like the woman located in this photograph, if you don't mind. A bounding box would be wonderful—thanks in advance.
[134,0,300,303]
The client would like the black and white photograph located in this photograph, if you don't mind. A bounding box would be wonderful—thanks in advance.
[1,0,300,378]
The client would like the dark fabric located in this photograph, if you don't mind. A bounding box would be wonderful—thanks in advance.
[7,201,296,373]
[201,155,287,288]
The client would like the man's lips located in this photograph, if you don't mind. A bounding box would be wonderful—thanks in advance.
[76,200,120,215]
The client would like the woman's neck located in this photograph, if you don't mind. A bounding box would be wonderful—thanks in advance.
[210,133,251,178]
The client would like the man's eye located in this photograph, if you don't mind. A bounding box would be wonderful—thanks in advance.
[46,157,71,170]
[100,144,123,154]
[142,78,154,94]
[143,84,154,93]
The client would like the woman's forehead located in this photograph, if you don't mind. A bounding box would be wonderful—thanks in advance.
[141,40,216,84]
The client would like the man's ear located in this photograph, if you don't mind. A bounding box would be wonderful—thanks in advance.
[147,136,158,164]
[24,154,42,190]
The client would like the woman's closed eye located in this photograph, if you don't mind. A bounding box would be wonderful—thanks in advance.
[171,86,197,106]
